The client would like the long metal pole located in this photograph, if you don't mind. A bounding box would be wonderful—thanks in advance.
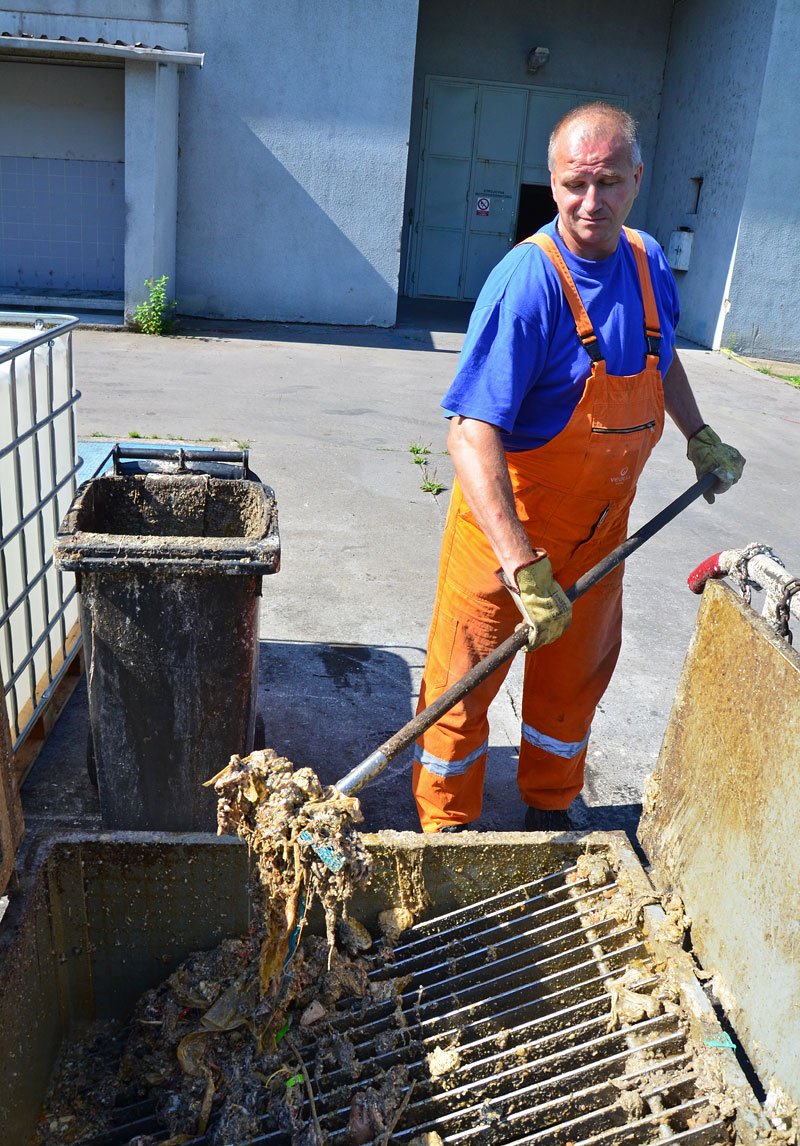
[336,473,716,796]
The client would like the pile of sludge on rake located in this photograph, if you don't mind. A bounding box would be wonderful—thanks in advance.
[39,749,437,1146]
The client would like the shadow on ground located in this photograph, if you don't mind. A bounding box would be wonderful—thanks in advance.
[20,679,101,831]
[258,639,422,831]
[17,640,645,848]
[175,298,471,353]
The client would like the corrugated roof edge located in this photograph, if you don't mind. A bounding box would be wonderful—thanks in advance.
[0,32,203,66]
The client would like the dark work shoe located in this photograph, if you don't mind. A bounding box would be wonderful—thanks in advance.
[438,822,473,834]
[524,805,572,832]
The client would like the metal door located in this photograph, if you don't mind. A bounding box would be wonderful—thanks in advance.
[411,80,478,299]
[409,80,617,301]
[410,78,525,301]
[462,86,528,298]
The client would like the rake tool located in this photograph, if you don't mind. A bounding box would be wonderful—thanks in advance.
[335,472,716,798]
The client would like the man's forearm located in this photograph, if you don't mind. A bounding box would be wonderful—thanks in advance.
[662,351,705,440]
[447,415,537,579]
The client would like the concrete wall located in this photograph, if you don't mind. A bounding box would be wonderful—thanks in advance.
[0,1,189,43]
[646,0,775,350]
[402,0,675,282]
[3,0,794,341]
[2,0,420,326]
[0,61,123,160]
[723,0,800,360]
[175,0,419,326]
[124,61,179,309]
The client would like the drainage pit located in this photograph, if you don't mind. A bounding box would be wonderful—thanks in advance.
[1,832,767,1145]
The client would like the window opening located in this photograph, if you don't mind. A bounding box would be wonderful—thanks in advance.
[689,176,704,215]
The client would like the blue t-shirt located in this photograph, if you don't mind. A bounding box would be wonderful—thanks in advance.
[442,219,680,451]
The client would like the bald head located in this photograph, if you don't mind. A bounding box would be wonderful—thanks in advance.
[548,103,641,172]
[547,101,643,260]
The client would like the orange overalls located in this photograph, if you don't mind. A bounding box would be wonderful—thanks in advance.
[413,227,665,832]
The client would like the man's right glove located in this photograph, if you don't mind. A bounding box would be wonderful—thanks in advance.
[499,551,572,651]
[686,424,746,504]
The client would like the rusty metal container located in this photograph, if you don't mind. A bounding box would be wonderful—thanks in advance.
[53,473,280,832]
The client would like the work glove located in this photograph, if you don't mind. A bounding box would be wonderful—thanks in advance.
[498,551,572,651]
[687,424,746,504]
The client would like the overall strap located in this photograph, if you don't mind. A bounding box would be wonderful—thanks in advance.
[622,226,661,359]
[521,233,603,364]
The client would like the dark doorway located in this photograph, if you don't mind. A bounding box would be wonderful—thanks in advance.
[515,183,556,243]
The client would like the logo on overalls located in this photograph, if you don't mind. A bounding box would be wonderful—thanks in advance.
[611,466,631,485]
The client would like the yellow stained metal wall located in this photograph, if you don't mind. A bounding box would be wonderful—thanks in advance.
[640,579,800,1107]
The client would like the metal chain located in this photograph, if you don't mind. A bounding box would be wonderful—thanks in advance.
[775,578,800,644]
[728,542,784,605]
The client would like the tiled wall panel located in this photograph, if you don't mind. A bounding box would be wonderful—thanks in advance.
[0,156,124,292]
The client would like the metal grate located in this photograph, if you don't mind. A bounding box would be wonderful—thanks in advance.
[67,864,732,1145]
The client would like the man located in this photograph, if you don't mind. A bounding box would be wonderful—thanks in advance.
[412,102,744,833]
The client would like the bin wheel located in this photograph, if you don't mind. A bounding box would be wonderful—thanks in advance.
[87,732,98,788]
[254,712,266,751]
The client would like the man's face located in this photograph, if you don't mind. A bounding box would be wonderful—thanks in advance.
[550,122,643,260]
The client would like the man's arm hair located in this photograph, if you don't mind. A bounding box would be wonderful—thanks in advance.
[662,351,705,440]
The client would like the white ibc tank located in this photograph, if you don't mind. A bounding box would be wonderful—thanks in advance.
[0,314,81,751]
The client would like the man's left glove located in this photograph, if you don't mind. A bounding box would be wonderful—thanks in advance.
[687,424,746,504]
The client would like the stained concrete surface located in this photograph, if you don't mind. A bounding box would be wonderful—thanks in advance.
[20,318,800,840]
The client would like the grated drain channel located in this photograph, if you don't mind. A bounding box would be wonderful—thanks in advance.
[75,864,732,1145]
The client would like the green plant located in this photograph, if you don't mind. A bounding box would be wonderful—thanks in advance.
[408,442,445,493]
[420,462,446,495]
[90,430,108,438]
[132,274,178,335]
[128,430,142,439]
[757,366,800,387]
[409,442,431,464]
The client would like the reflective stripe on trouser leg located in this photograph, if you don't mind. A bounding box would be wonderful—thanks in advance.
[518,565,624,810]
[413,486,520,831]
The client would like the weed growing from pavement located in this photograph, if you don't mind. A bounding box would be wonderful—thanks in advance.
[722,348,800,389]
[409,442,431,464]
[408,441,445,494]
[758,366,800,388]
[419,463,446,495]
[131,274,178,335]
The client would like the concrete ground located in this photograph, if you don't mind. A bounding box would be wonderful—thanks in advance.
[22,315,800,843]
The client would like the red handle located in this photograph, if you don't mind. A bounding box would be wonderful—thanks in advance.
[687,552,724,594]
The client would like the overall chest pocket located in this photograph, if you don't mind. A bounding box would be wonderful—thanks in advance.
[588,409,661,492]
[591,420,657,435]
